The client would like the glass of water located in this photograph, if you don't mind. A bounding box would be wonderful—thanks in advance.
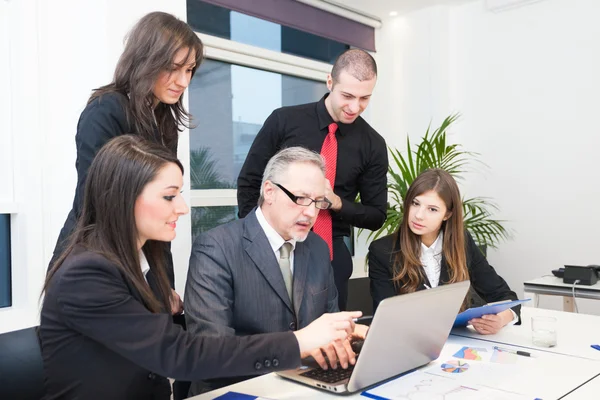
[531,316,558,347]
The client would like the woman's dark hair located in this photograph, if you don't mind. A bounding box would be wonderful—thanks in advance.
[44,135,184,313]
[392,169,468,298]
[92,11,204,152]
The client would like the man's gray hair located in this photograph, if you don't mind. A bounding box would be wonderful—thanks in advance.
[258,147,325,206]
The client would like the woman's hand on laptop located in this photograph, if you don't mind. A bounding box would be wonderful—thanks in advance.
[293,311,361,360]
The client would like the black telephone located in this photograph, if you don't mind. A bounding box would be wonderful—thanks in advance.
[551,267,564,278]
[562,265,599,285]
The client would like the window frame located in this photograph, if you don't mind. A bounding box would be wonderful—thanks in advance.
[190,32,333,208]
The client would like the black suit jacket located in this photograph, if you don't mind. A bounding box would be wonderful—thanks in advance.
[40,247,300,400]
[50,92,177,286]
[368,231,521,321]
[185,209,339,338]
[185,210,339,394]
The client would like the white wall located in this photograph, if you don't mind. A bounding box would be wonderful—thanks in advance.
[0,0,191,334]
[372,0,600,315]
[5,0,598,334]
[371,6,457,151]
[452,0,600,314]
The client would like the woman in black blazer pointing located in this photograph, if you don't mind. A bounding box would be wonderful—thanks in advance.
[368,168,519,335]
[40,135,360,400]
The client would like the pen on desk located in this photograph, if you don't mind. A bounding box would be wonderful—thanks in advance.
[493,346,533,357]
[591,344,600,351]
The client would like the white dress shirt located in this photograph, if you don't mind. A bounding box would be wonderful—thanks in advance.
[139,250,150,282]
[420,231,518,325]
[256,207,297,274]
[420,232,444,288]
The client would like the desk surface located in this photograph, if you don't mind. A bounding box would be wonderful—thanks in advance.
[452,306,600,360]
[524,275,600,292]
[190,308,600,399]
[189,373,347,399]
[562,374,600,399]
[190,372,600,400]
[189,334,600,399]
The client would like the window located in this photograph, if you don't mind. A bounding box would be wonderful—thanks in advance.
[188,59,327,190]
[186,1,348,240]
[188,59,327,236]
[187,1,349,64]
[0,214,11,308]
[191,206,238,243]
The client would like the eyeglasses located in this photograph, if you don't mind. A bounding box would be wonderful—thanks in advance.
[273,183,332,210]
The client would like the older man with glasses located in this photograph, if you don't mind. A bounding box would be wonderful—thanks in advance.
[184,147,363,396]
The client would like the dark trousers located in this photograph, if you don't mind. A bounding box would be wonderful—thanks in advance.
[332,237,353,311]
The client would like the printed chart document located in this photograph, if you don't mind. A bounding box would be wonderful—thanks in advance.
[454,299,530,327]
[361,370,531,400]
[362,335,599,400]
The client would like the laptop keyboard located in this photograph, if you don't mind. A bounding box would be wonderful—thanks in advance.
[300,364,355,383]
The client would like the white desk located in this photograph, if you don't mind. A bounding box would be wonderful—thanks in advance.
[190,308,600,399]
[189,371,600,400]
[562,374,600,399]
[524,275,600,312]
[189,373,350,400]
[451,307,600,360]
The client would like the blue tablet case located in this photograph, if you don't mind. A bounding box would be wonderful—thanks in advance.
[453,299,531,327]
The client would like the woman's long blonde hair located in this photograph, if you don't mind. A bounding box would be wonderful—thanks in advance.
[392,169,469,296]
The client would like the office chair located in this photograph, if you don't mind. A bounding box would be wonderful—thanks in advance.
[0,326,46,400]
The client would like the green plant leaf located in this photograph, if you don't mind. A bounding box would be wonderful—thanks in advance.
[358,113,511,250]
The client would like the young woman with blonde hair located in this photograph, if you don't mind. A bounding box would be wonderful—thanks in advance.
[369,169,520,335]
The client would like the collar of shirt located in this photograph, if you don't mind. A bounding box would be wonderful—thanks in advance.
[139,250,150,283]
[256,207,297,273]
[316,94,350,136]
[420,231,443,288]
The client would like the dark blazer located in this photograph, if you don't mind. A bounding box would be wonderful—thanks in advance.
[40,247,300,400]
[50,92,178,281]
[368,231,521,321]
[184,209,339,392]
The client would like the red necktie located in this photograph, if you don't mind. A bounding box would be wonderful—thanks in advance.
[313,122,338,260]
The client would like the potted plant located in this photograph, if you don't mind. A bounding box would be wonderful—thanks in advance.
[361,114,510,251]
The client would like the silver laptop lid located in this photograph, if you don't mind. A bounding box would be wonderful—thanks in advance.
[347,280,470,392]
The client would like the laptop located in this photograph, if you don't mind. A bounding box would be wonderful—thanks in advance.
[276,280,470,394]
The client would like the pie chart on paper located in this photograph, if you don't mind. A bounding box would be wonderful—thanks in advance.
[441,360,470,373]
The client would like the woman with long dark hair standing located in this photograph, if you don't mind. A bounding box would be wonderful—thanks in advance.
[51,11,203,313]
[368,169,520,335]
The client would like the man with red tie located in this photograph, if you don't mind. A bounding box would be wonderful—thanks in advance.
[237,49,388,310]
